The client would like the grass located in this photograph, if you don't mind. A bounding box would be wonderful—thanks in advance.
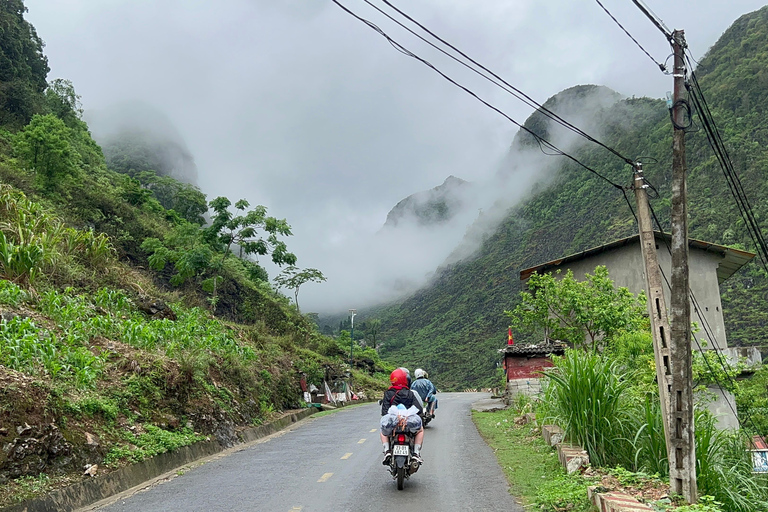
[472,408,597,512]
[103,424,207,467]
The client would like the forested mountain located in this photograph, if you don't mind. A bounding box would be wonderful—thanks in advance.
[383,175,471,229]
[86,102,200,186]
[377,5,768,389]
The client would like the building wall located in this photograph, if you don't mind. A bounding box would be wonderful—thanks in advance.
[550,241,728,349]
[505,378,543,402]
[504,355,554,380]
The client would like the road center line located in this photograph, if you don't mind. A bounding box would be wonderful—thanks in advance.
[289,507,303,511]
[369,428,377,433]
[357,438,366,444]
[317,472,334,483]
[341,452,352,459]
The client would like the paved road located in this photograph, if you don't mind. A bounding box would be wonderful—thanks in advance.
[90,393,522,512]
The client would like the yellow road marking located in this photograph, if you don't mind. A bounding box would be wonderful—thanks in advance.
[317,472,334,483]
[358,438,366,444]
[289,508,303,512]
[369,429,377,432]
[341,452,353,460]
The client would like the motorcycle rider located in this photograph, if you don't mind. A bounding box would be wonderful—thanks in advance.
[380,368,424,465]
[411,368,437,419]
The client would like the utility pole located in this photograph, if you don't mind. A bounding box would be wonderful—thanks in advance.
[631,162,673,458]
[668,29,697,503]
[348,309,357,370]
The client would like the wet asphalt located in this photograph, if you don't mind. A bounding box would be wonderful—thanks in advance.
[88,392,523,512]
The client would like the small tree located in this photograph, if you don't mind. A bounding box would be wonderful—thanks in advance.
[506,265,646,352]
[274,266,326,314]
[204,197,297,309]
[368,318,381,349]
[14,114,79,189]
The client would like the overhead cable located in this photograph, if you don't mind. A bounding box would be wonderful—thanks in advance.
[630,0,673,40]
[594,0,667,71]
[685,56,768,272]
[330,0,627,191]
[372,0,636,167]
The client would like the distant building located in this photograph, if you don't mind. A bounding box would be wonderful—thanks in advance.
[500,341,566,401]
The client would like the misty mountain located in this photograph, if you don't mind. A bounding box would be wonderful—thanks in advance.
[374,5,768,389]
[383,175,471,229]
[85,102,199,185]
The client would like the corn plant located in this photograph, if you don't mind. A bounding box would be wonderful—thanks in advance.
[0,315,103,387]
[0,231,45,284]
[0,279,30,306]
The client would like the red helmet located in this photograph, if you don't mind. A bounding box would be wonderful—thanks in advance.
[390,368,408,387]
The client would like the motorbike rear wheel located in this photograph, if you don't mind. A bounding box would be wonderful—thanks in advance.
[396,467,405,490]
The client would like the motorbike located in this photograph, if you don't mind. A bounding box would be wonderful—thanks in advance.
[419,410,434,427]
[387,424,421,490]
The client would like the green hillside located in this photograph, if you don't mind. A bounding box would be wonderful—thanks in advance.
[0,2,388,503]
[378,5,768,390]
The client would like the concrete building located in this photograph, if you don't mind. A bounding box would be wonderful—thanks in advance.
[519,232,756,430]
[520,232,755,350]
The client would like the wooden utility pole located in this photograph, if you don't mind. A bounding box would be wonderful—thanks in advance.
[631,163,673,454]
[668,29,697,503]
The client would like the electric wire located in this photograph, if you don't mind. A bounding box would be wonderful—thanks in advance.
[685,56,768,272]
[594,0,667,71]
[368,0,636,167]
[337,0,762,438]
[330,0,628,192]
[647,199,761,441]
[630,0,673,41]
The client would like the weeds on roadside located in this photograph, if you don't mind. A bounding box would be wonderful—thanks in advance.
[103,425,206,467]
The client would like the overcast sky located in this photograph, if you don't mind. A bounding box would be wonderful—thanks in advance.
[26,0,767,313]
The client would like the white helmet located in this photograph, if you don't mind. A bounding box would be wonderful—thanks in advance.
[414,368,426,379]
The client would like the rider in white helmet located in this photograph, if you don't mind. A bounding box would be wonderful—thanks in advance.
[410,368,437,418]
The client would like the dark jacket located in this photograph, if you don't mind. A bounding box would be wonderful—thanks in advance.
[381,387,424,416]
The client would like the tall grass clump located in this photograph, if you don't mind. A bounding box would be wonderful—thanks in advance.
[695,410,768,512]
[0,184,116,286]
[543,349,634,467]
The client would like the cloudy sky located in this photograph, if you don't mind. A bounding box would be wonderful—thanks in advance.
[27,0,767,313]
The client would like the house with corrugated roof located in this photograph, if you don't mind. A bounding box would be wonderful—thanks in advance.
[520,232,755,351]
[515,232,759,429]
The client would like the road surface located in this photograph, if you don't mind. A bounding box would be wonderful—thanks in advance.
[88,392,522,512]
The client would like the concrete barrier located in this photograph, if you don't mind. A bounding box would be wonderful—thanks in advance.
[588,487,654,511]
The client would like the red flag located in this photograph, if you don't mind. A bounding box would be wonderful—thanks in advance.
[507,327,514,345]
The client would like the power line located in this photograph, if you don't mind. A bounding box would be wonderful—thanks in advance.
[685,56,768,273]
[647,198,761,440]
[330,0,628,192]
[593,0,667,71]
[373,0,636,167]
[630,0,673,41]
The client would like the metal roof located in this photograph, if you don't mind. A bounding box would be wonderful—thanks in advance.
[519,232,755,284]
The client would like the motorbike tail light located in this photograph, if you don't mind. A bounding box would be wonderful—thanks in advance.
[397,434,406,443]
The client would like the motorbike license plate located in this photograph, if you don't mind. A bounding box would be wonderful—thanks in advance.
[393,445,409,456]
